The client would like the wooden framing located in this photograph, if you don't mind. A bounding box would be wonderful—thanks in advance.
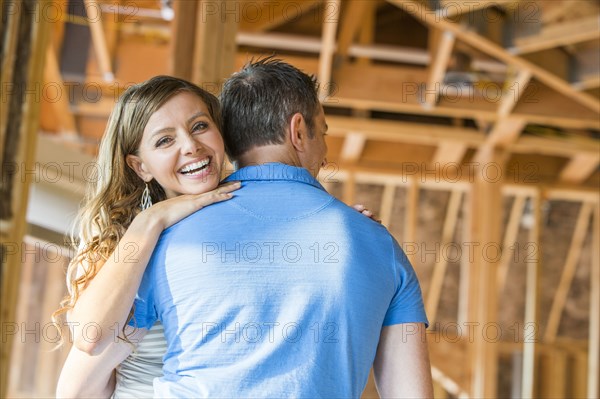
[390,0,600,114]
[424,30,455,108]
[510,16,600,55]
[83,0,114,81]
[192,0,238,86]
[425,189,462,323]
[497,195,526,292]
[318,0,340,101]
[0,1,52,396]
[544,202,594,342]
[589,204,600,398]
[522,194,541,398]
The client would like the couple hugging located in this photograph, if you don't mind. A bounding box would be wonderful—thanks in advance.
[55,57,432,398]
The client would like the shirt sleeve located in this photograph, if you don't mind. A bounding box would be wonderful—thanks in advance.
[382,236,429,327]
[128,260,158,330]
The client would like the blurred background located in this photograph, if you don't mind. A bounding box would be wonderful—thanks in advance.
[1,0,599,398]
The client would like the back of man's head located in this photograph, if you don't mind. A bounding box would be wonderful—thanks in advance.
[220,57,320,160]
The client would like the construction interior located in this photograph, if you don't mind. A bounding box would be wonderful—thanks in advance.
[1,0,599,397]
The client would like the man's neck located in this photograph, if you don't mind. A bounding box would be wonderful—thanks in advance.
[236,144,301,169]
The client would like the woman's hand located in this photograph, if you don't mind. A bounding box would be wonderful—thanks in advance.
[138,181,241,232]
[353,204,382,223]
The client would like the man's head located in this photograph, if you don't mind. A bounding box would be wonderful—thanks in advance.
[220,57,328,176]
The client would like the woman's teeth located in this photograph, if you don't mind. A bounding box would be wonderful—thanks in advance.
[180,159,209,175]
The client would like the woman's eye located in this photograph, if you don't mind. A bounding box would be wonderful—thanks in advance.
[192,122,208,133]
[155,137,173,147]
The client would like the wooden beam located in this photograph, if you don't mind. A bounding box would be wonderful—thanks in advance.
[238,0,321,32]
[390,0,600,114]
[333,63,600,130]
[589,203,600,399]
[437,0,515,18]
[559,153,600,184]
[339,132,366,163]
[318,0,340,101]
[425,189,462,323]
[510,16,600,55]
[497,69,532,117]
[379,183,396,227]
[83,0,114,81]
[522,194,541,399]
[424,30,455,108]
[431,141,467,165]
[497,195,526,292]
[544,202,593,342]
[336,0,370,59]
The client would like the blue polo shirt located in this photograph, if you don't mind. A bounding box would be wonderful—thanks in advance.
[132,163,427,398]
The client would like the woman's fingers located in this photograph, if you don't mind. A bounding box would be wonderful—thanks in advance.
[353,204,382,224]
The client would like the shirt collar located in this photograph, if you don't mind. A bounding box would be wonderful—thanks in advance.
[224,163,326,191]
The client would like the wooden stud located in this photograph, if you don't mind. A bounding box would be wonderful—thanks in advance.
[83,0,114,81]
[343,171,356,205]
[318,0,341,102]
[43,45,77,135]
[522,194,541,399]
[356,1,375,67]
[425,189,462,323]
[0,0,21,153]
[404,177,419,265]
[390,0,600,114]
[379,183,396,228]
[424,31,455,109]
[497,195,526,293]
[589,203,600,398]
[544,202,593,342]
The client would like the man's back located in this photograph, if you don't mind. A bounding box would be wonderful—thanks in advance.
[133,164,427,397]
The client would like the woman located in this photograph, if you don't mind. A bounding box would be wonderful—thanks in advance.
[54,76,240,398]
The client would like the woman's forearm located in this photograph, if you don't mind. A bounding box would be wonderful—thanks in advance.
[68,214,162,355]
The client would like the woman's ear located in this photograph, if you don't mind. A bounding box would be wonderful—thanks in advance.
[125,154,153,182]
[289,112,307,152]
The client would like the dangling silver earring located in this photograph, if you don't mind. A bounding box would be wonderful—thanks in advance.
[140,183,152,210]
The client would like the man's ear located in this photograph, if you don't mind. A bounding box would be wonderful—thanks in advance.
[125,154,153,182]
[288,112,308,152]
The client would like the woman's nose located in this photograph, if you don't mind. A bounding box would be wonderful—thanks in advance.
[180,133,201,155]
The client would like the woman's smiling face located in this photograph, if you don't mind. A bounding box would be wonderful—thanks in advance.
[126,91,225,199]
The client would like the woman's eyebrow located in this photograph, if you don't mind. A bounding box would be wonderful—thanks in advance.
[149,111,209,138]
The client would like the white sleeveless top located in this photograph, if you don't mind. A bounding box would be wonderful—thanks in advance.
[112,322,166,398]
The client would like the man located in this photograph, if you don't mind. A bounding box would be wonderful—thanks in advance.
[130,57,432,397]
[59,58,433,398]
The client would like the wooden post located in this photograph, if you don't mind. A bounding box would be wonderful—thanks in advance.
[522,193,541,399]
[318,0,340,101]
[466,146,504,397]
[589,203,600,398]
[404,177,419,266]
[0,1,52,397]
[170,0,198,80]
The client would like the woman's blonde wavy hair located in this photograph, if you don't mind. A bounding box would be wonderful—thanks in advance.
[52,76,221,343]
